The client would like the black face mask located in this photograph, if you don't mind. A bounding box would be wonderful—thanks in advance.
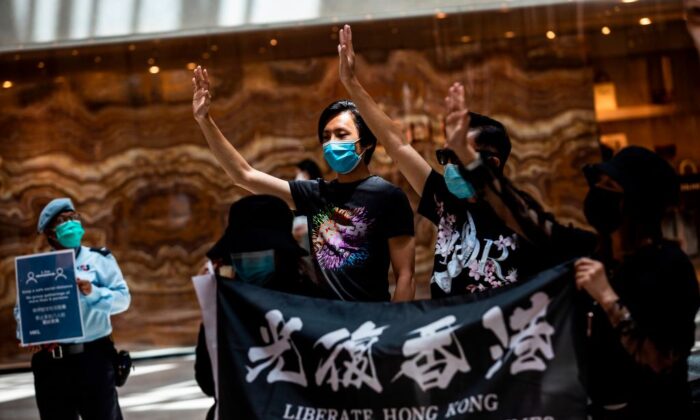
[584,187,624,235]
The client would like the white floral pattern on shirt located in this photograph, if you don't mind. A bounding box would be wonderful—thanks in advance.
[432,195,519,294]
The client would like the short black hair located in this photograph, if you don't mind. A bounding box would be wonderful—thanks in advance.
[317,100,377,165]
[469,112,511,170]
[296,158,323,180]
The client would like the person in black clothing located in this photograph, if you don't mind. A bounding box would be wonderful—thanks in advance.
[337,24,541,298]
[195,195,323,420]
[453,139,698,417]
[573,147,699,419]
[192,66,415,302]
[205,195,319,295]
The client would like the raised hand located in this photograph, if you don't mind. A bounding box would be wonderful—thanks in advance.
[338,24,357,85]
[192,66,212,122]
[444,82,478,165]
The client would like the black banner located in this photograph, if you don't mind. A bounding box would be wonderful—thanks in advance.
[218,263,586,420]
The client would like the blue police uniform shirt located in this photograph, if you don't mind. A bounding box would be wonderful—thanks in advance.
[15,246,131,344]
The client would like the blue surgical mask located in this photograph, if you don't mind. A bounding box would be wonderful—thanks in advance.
[55,220,85,248]
[444,164,476,200]
[230,250,276,285]
[323,140,364,174]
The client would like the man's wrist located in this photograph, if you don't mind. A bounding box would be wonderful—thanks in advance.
[195,114,213,126]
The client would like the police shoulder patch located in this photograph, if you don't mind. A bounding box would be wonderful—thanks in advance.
[90,247,112,256]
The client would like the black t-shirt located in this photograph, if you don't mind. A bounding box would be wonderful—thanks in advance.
[418,170,539,298]
[289,176,414,302]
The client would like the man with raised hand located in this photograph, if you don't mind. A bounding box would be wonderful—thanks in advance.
[192,66,415,302]
[337,24,546,298]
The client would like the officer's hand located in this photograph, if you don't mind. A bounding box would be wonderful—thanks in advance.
[77,278,93,296]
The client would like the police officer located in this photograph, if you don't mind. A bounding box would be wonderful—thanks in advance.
[14,197,130,420]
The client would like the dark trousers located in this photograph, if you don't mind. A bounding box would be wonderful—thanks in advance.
[31,337,123,420]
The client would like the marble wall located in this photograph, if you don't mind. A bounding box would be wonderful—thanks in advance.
[0,32,599,363]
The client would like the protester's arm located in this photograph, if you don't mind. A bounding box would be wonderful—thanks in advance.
[192,66,294,208]
[337,25,431,196]
[389,235,416,302]
[575,258,683,373]
[441,84,548,243]
[81,254,131,315]
[473,166,599,259]
[386,188,416,302]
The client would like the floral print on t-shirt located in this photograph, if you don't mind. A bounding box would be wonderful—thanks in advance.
[312,206,374,270]
[432,195,519,294]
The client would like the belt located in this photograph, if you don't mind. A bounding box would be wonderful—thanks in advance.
[43,336,111,360]
[49,343,83,359]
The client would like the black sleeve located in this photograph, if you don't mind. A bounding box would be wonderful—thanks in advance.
[288,180,319,216]
[417,170,448,225]
[601,252,699,374]
[384,187,415,238]
[467,162,598,259]
[632,252,700,354]
[194,324,215,397]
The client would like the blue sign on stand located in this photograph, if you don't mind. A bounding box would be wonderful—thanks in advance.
[15,250,84,346]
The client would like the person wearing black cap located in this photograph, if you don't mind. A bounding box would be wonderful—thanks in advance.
[195,195,324,419]
[14,198,130,420]
[458,143,698,417]
[338,25,542,298]
[571,146,699,419]
[205,194,319,295]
